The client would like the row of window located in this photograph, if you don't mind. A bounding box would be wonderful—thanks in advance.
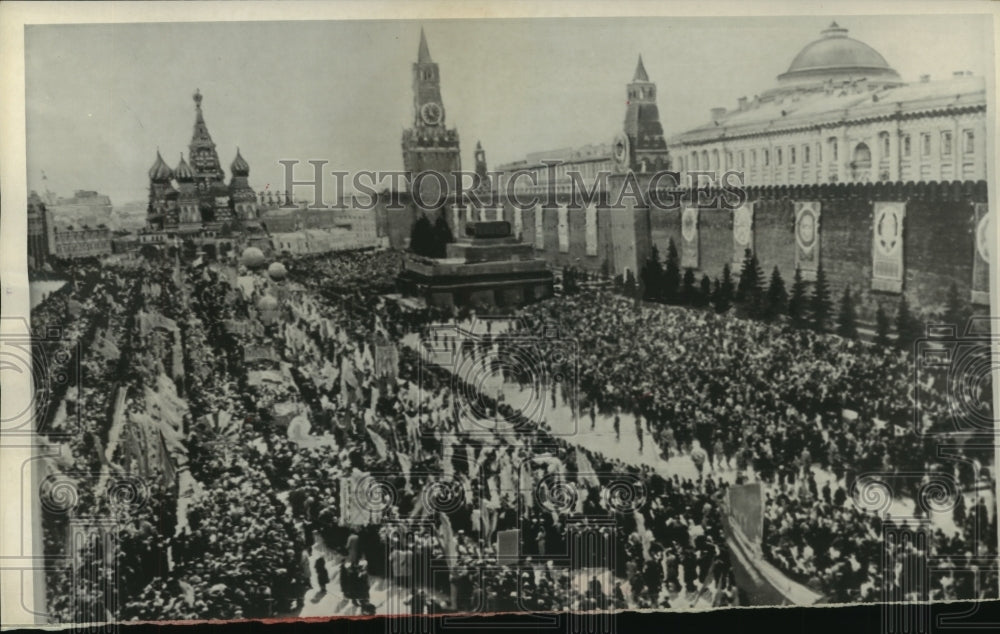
[679,129,976,172]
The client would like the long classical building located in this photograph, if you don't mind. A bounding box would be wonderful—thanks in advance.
[670,22,987,186]
[496,22,987,190]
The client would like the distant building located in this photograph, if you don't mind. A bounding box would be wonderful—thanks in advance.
[258,196,381,250]
[271,228,354,256]
[46,189,113,228]
[110,229,141,255]
[27,191,51,269]
[669,23,987,186]
[50,223,112,260]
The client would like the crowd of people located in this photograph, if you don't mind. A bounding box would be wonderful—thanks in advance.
[506,290,997,602]
[31,244,997,622]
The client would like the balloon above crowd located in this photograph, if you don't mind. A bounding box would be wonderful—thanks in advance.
[267,261,288,281]
[240,246,266,269]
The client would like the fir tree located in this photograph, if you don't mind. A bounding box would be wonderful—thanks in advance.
[788,266,808,327]
[409,214,435,257]
[713,264,734,313]
[624,269,637,299]
[698,274,712,308]
[764,267,787,321]
[640,245,664,301]
[736,248,756,301]
[681,268,696,305]
[432,212,454,257]
[810,263,833,332]
[875,304,891,346]
[896,294,920,350]
[837,287,858,339]
[663,239,681,303]
[737,249,765,317]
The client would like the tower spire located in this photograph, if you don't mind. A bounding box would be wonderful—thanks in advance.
[633,55,649,82]
[418,28,432,63]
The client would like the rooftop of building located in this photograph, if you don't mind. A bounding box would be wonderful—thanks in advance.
[671,22,984,144]
[496,143,613,171]
[669,73,984,145]
[780,22,898,82]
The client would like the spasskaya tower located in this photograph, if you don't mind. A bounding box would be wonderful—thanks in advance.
[401,29,462,195]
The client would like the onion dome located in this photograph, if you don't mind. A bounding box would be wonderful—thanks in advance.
[231,148,250,176]
[240,246,266,269]
[148,150,173,182]
[174,154,195,181]
[267,261,288,281]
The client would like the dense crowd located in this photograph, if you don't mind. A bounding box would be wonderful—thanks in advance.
[507,290,997,601]
[32,245,996,622]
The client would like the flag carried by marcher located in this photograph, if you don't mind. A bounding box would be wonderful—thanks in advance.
[575,448,601,488]
[367,427,389,460]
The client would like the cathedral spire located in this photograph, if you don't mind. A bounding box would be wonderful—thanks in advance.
[633,55,649,82]
[188,88,223,182]
[418,28,432,63]
[191,88,214,147]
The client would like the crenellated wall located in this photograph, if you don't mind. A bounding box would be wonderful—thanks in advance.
[380,180,991,326]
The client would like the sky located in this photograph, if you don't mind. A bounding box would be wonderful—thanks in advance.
[24,14,994,207]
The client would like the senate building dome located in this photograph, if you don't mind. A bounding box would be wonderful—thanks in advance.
[770,22,902,97]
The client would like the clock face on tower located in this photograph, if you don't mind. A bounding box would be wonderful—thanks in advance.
[421,102,443,126]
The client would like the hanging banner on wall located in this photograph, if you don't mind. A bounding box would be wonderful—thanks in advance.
[451,206,459,232]
[733,202,755,268]
[494,206,504,222]
[557,206,569,253]
[534,205,545,250]
[681,205,699,269]
[794,201,821,281]
[972,202,992,305]
[514,207,524,240]
[585,204,598,256]
[871,201,906,293]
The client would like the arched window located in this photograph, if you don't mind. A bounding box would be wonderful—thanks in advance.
[853,143,872,166]
[712,149,719,170]
[851,142,872,181]
[763,149,769,166]
[803,145,810,164]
